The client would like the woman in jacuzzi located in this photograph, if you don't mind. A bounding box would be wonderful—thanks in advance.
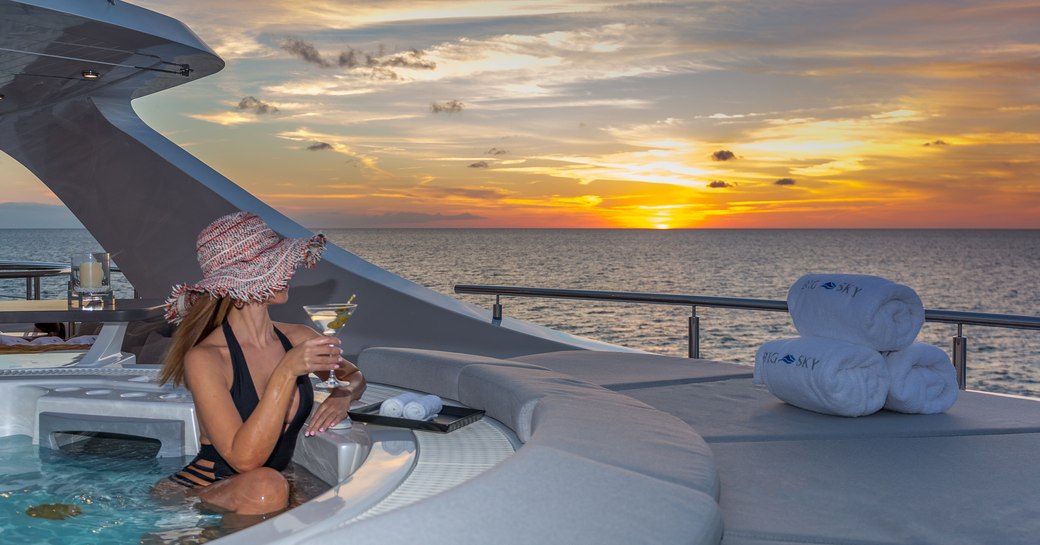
[152,211,365,515]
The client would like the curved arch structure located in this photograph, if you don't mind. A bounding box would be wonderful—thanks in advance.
[0,0,629,359]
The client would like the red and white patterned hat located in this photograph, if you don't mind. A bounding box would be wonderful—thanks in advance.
[164,211,326,324]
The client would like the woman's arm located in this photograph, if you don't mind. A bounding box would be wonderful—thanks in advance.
[280,323,367,436]
[306,360,367,435]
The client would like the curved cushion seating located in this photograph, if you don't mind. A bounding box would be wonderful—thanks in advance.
[457,363,720,499]
[456,364,596,442]
[331,444,723,545]
[348,347,724,544]
[358,347,546,401]
[528,395,721,501]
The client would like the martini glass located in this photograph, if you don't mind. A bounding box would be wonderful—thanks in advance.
[302,300,357,389]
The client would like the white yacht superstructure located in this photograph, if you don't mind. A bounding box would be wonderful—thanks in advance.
[2,2,1039,544]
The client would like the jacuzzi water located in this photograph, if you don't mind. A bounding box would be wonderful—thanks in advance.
[0,434,326,544]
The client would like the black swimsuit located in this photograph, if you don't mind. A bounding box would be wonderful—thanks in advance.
[169,321,313,488]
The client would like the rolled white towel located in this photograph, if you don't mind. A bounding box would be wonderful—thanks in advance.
[29,336,64,345]
[65,335,98,345]
[379,392,421,418]
[787,273,925,352]
[403,394,443,421]
[883,342,958,414]
[0,335,29,346]
[755,336,890,417]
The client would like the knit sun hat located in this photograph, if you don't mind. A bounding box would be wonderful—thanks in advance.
[164,211,326,324]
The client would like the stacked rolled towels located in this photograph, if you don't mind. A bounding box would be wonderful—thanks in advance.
[882,342,959,414]
[379,392,443,421]
[787,273,924,352]
[755,273,957,416]
[755,337,890,417]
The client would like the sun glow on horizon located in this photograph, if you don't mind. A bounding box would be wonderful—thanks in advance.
[2,1,1037,229]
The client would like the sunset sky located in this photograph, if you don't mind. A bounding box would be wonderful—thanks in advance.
[2,0,1039,228]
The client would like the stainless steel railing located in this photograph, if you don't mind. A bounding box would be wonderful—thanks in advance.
[0,261,70,299]
[454,284,1040,390]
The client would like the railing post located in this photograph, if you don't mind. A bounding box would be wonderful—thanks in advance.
[688,306,700,359]
[492,294,502,323]
[952,323,967,390]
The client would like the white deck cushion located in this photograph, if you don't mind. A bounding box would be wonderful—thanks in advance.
[529,395,721,499]
[511,349,752,389]
[357,347,544,401]
[714,433,1040,545]
[457,364,603,442]
[325,444,724,545]
[623,378,1040,442]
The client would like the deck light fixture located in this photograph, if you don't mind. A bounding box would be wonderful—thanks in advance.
[81,70,101,80]
[0,94,5,101]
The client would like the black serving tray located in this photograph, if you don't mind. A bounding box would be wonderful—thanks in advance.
[349,402,485,433]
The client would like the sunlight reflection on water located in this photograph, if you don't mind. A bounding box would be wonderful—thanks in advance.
[329,228,1040,397]
[3,228,1037,397]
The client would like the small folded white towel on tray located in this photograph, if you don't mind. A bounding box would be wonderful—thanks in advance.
[404,394,443,421]
[787,273,925,352]
[883,342,958,414]
[379,392,421,418]
[755,336,890,417]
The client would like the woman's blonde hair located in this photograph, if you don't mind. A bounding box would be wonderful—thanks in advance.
[159,295,233,386]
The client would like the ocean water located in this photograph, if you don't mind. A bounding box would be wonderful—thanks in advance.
[2,229,1038,397]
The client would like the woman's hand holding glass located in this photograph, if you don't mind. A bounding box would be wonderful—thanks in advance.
[285,335,344,379]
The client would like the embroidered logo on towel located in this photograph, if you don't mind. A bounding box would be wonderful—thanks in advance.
[762,351,820,370]
[799,279,863,298]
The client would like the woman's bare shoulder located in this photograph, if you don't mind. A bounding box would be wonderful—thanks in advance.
[275,322,319,345]
[183,331,230,381]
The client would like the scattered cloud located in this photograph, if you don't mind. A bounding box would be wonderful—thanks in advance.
[281,38,331,67]
[365,211,485,226]
[339,47,435,71]
[468,161,489,168]
[83,1,1040,229]
[711,150,737,161]
[237,96,279,114]
[277,128,387,176]
[417,186,512,201]
[280,38,435,80]
[431,100,465,114]
[307,142,334,151]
